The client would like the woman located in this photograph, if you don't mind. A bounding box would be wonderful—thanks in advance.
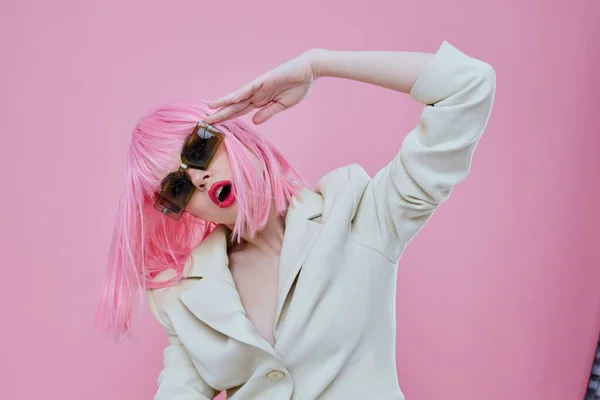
[98,41,495,399]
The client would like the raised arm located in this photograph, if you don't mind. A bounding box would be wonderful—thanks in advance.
[204,42,495,264]
[310,47,434,94]
[318,42,496,261]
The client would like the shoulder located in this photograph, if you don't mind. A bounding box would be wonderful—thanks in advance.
[315,163,373,213]
[317,163,372,192]
[147,268,198,334]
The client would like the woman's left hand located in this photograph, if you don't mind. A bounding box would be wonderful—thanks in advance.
[204,50,319,125]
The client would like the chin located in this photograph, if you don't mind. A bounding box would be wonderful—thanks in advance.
[220,208,239,226]
[191,207,238,226]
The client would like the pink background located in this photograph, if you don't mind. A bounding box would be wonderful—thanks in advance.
[1,1,598,399]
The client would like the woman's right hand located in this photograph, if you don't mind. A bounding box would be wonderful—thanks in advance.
[204,50,321,125]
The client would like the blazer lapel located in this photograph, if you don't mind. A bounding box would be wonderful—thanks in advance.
[177,189,324,354]
[273,189,324,330]
[178,226,278,357]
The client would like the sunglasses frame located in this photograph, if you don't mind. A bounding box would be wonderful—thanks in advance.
[153,121,225,220]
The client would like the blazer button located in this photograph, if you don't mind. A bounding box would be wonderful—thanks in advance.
[266,370,285,381]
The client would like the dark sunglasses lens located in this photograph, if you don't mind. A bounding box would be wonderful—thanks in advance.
[183,127,221,168]
[154,173,195,219]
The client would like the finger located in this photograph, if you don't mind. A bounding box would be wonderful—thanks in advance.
[203,100,251,124]
[231,78,265,104]
[207,91,238,109]
[220,103,256,122]
[208,78,264,109]
[252,102,287,125]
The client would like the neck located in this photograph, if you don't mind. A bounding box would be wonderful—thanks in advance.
[229,206,286,256]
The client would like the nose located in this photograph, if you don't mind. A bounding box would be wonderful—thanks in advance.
[186,168,210,190]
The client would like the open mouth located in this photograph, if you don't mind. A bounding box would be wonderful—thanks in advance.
[209,181,235,208]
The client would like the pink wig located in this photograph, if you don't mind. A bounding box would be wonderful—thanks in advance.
[97,100,305,338]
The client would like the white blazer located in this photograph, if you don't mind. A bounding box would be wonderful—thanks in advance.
[147,41,496,400]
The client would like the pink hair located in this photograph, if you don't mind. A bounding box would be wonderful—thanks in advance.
[96,100,305,338]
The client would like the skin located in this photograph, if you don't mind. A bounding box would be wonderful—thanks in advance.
[165,47,436,344]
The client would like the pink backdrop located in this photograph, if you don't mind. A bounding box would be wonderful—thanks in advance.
[1,1,598,399]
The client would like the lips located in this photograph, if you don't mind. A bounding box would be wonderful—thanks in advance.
[208,181,235,208]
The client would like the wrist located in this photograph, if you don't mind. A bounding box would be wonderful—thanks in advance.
[306,48,332,81]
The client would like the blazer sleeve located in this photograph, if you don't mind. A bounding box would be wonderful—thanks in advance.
[351,41,496,262]
[147,275,217,400]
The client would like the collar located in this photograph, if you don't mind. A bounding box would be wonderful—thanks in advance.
[185,188,324,278]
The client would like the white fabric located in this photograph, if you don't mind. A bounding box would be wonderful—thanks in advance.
[147,41,496,400]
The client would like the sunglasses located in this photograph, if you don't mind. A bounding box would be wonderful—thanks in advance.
[154,121,225,220]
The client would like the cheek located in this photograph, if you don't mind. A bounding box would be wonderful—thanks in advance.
[185,192,212,219]
[213,147,233,176]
